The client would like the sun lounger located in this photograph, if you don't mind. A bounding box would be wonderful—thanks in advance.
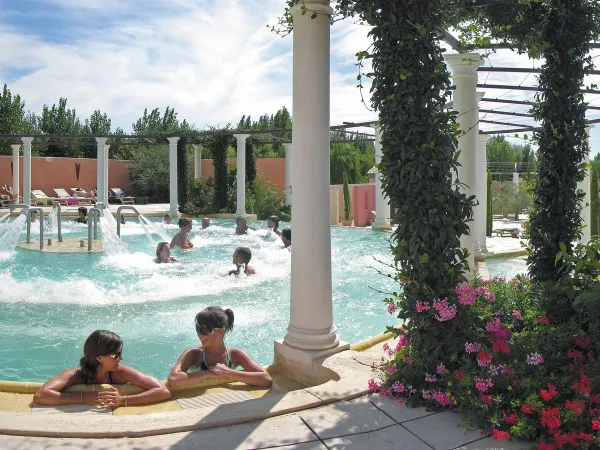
[492,228,520,238]
[0,195,15,208]
[31,190,67,206]
[109,188,135,205]
[70,188,95,205]
[55,188,87,206]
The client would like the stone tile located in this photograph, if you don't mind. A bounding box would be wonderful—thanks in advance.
[453,436,532,450]
[30,404,112,415]
[112,399,182,415]
[325,425,431,450]
[300,396,395,440]
[304,370,371,403]
[176,390,255,410]
[269,442,328,450]
[404,410,487,450]
[0,392,32,413]
[369,395,436,423]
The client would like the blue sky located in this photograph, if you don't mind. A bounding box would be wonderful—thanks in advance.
[0,0,599,155]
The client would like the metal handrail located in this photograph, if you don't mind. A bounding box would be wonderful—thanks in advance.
[88,207,103,251]
[117,205,142,237]
[9,204,29,215]
[26,207,44,249]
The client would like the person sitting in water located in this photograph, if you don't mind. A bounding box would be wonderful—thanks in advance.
[267,215,282,237]
[76,206,88,224]
[170,218,194,250]
[163,214,171,225]
[155,242,177,263]
[229,247,255,275]
[167,307,272,388]
[281,228,291,249]
[201,218,210,229]
[30,211,38,223]
[33,330,171,407]
[235,217,256,235]
[120,215,126,225]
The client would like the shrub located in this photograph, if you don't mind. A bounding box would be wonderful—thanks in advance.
[128,147,169,202]
[185,177,216,216]
[251,177,288,220]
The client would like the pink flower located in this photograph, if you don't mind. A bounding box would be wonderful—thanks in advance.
[512,310,522,320]
[368,379,379,393]
[391,382,404,394]
[456,283,476,306]
[526,353,544,366]
[478,350,493,367]
[432,390,453,406]
[436,363,447,374]
[416,301,430,312]
[465,342,481,353]
[433,298,456,322]
[474,377,494,393]
[425,373,437,383]
[386,365,398,375]
[395,333,410,352]
[387,302,397,315]
[492,428,510,440]
[382,343,394,357]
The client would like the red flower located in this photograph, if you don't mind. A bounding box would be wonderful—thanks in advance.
[512,379,521,387]
[540,407,561,430]
[587,350,594,360]
[573,375,592,394]
[491,340,511,355]
[537,316,550,325]
[480,395,492,406]
[567,348,583,359]
[521,403,537,414]
[579,432,593,442]
[574,336,592,348]
[590,394,600,405]
[502,411,518,425]
[505,368,513,376]
[478,350,493,367]
[492,428,510,440]
[565,399,585,416]
[540,383,558,401]
[593,419,600,431]
[454,368,465,380]
[538,443,554,450]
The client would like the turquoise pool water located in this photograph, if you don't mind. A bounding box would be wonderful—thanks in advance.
[485,256,528,279]
[0,216,396,382]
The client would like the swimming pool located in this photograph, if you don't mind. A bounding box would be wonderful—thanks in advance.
[0,217,396,382]
[485,256,528,279]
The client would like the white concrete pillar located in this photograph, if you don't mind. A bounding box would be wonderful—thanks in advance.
[371,125,391,231]
[512,172,519,191]
[282,0,339,352]
[95,138,107,204]
[11,144,20,201]
[21,139,33,206]
[445,53,483,271]
[283,143,292,206]
[193,144,202,180]
[234,134,249,217]
[104,144,110,199]
[580,125,595,244]
[475,134,489,254]
[167,137,180,217]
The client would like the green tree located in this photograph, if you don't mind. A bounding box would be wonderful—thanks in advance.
[591,166,599,237]
[38,98,83,157]
[0,84,31,155]
[486,169,493,236]
[81,110,112,159]
[245,137,256,185]
[177,137,189,212]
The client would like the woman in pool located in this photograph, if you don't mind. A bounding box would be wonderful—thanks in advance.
[33,330,171,407]
[155,242,177,263]
[170,218,194,249]
[168,307,272,388]
[235,217,256,235]
[266,215,282,237]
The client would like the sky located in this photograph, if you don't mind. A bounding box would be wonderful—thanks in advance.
[0,0,599,155]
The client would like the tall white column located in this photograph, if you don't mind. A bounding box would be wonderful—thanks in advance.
[512,172,519,191]
[283,143,292,206]
[372,125,391,231]
[167,137,180,217]
[580,125,595,244]
[193,144,202,180]
[95,138,107,204]
[11,144,20,201]
[22,137,33,207]
[104,144,110,198]
[475,134,489,254]
[234,134,249,217]
[445,53,483,271]
[283,0,339,351]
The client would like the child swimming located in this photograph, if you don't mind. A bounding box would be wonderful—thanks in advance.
[229,247,255,275]
[171,218,194,250]
[167,307,272,388]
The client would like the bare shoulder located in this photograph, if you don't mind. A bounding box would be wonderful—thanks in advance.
[228,347,252,364]
[180,347,203,365]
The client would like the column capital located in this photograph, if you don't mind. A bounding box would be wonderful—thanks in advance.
[21,137,34,145]
[586,124,595,135]
[290,0,332,16]
[283,142,293,150]
[477,91,485,103]
[192,143,201,150]
[167,137,180,145]
[234,134,250,142]
[11,144,21,151]
[445,53,484,79]
[477,133,490,144]
[94,137,107,145]
[104,144,111,152]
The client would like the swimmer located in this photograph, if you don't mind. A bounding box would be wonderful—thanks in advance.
[30,211,38,223]
[163,214,171,225]
[33,330,171,407]
[168,307,272,388]
[76,206,88,224]
[267,215,282,237]
[201,218,210,229]
[170,218,194,250]
[229,247,255,275]
[281,228,291,249]
[235,217,256,235]
[120,215,126,225]
[155,242,177,263]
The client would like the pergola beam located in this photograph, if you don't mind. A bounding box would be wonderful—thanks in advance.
[480,109,533,118]
[478,83,600,95]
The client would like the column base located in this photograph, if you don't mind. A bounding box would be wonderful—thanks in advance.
[283,324,340,351]
[235,211,246,218]
[274,338,350,386]
[371,220,392,231]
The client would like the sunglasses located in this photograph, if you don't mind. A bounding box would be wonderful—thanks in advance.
[108,351,123,359]
[196,327,222,337]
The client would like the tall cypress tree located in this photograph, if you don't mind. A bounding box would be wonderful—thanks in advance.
[486,170,493,237]
[212,134,230,210]
[246,137,256,185]
[591,167,599,237]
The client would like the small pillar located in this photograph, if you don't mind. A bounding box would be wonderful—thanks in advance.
[167,137,180,217]
[193,144,202,180]
[580,125,595,244]
[445,53,484,271]
[22,137,33,206]
[512,172,519,192]
[11,144,20,201]
[234,134,249,217]
[95,137,107,204]
[283,143,292,206]
[371,125,391,231]
[104,144,110,201]
[475,134,490,255]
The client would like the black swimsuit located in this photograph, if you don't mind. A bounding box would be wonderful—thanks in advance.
[199,348,234,371]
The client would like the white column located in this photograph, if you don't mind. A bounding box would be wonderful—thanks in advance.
[234,134,249,217]
[21,138,33,206]
[512,172,519,191]
[193,144,202,180]
[445,53,483,271]
[95,138,107,204]
[11,144,20,201]
[580,125,595,244]
[283,0,339,351]
[167,137,180,217]
[104,144,110,199]
[475,134,489,254]
[283,143,292,206]
[371,125,391,231]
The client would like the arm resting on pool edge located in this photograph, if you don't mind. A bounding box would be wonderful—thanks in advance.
[208,348,273,388]
[167,348,220,389]
[97,366,171,407]
[33,368,100,406]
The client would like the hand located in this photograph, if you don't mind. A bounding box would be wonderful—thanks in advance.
[81,392,100,406]
[209,363,231,378]
[96,385,123,407]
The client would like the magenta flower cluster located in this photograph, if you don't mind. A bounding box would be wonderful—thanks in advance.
[526,352,544,366]
[474,377,494,393]
[433,298,457,322]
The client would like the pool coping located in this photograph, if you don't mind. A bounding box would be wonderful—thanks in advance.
[0,333,393,438]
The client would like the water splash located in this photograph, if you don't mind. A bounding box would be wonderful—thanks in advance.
[0,214,27,250]
[99,215,127,255]
[139,214,169,242]
[44,206,58,234]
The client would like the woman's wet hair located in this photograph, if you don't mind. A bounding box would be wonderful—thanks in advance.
[281,228,291,241]
[156,242,169,261]
[195,306,234,335]
[78,206,88,215]
[269,215,279,228]
[178,218,192,228]
[78,330,122,385]
[236,247,252,264]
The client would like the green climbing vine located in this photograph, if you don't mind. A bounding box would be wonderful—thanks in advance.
[210,132,230,210]
[486,169,493,237]
[176,137,189,212]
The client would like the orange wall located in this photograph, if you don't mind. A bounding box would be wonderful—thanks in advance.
[0,156,132,197]
[199,158,285,191]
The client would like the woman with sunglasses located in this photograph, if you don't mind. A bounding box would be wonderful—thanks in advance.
[33,330,171,407]
[168,306,272,388]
